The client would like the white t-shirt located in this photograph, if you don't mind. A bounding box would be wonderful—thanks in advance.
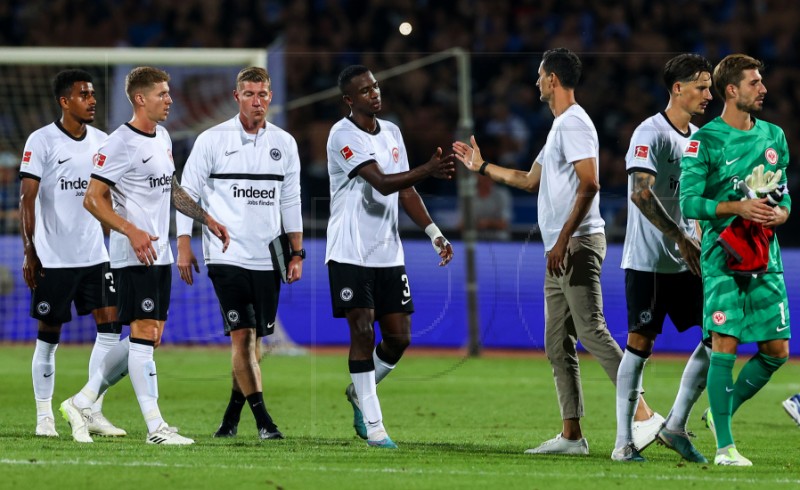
[535,104,605,251]
[325,117,408,267]
[176,116,302,270]
[90,123,175,268]
[19,121,109,268]
[621,112,699,273]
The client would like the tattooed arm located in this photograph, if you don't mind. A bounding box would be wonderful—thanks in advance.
[631,171,700,275]
[171,178,230,251]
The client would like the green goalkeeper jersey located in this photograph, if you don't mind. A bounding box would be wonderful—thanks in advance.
[679,116,791,277]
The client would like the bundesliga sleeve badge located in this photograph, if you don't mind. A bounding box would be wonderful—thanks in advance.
[340,145,354,161]
[94,153,107,169]
[21,151,31,165]
[684,140,700,157]
[634,145,649,160]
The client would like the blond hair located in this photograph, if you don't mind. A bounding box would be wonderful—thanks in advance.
[125,66,170,104]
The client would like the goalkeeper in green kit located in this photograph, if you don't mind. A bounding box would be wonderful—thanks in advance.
[679,54,791,466]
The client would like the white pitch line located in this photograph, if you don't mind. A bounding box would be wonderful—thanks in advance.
[1,459,799,484]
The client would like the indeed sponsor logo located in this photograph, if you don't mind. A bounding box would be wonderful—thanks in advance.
[148,173,173,188]
[60,177,89,190]
[232,185,275,199]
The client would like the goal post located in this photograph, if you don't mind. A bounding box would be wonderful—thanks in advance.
[0,47,267,67]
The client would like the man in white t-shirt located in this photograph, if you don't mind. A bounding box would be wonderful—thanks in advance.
[454,48,659,455]
[176,67,303,440]
[19,69,126,439]
[613,54,714,463]
[326,65,455,449]
[60,66,229,445]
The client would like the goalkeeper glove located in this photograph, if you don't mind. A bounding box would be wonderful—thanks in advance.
[744,164,782,197]
[737,180,785,207]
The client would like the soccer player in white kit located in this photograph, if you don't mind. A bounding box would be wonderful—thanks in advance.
[60,66,229,445]
[176,67,303,440]
[20,69,126,439]
[326,65,455,448]
[613,54,713,463]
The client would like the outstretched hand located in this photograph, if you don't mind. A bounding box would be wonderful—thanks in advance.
[452,135,484,172]
[434,236,454,266]
[426,147,456,180]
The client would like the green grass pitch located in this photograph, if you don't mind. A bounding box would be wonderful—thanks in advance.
[1,345,798,489]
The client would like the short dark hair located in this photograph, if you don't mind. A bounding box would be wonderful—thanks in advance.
[52,69,93,103]
[337,65,371,95]
[663,54,713,90]
[236,66,270,90]
[125,66,170,104]
[541,48,582,89]
[713,54,764,99]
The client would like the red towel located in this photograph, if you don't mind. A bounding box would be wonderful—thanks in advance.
[717,217,773,274]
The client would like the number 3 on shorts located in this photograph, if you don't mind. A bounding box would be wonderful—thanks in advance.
[401,274,411,298]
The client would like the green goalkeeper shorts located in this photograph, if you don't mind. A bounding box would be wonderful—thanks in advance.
[703,273,791,344]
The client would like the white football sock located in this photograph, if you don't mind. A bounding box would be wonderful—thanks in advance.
[75,337,130,410]
[373,348,396,384]
[351,370,384,438]
[32,339,58,422]
[665,342,711,432]
[88,332,121,413]
[128,341,164,433]
[615,349,647,448]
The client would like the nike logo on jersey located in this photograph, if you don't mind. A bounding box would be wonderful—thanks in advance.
[777,325,789,332]
[57,157,71,164]
[667,157,680,163]
[225,150,239,156]
[267,322,276,330]
[745,379,757,388]
[401,298,412,305]
[43,372,54,378]
[725,386,734,392]
[725,157,742,165]
[148,372,157,377]
[142,156,153,163]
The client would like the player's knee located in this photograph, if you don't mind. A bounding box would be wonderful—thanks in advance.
[349,322,375,346]
[757,351,788,372]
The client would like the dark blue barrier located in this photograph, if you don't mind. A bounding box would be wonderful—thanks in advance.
[1,236,796,355]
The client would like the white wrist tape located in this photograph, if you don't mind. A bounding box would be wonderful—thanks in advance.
[424,223,448,253]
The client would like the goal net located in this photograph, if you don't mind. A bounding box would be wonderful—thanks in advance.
[0,47,301,349]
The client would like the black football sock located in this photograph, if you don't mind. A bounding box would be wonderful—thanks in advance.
[247,392,277,432]
[221,389,246,426]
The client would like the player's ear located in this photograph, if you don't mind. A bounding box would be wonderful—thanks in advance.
[673,81,681,97]
[233,90,240,103]
[342,94,352,106]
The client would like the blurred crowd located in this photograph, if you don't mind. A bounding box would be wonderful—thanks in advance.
[1,0,800,241]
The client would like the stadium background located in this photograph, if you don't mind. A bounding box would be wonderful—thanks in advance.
[0,0,798,355]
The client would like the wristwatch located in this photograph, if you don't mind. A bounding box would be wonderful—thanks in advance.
[290,248,306,260]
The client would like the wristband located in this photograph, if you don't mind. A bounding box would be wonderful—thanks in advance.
[478,162,489,175]
[425,223,443,241]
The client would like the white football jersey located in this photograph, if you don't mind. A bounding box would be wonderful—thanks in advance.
[19,122,109,268]
[91,123,175,268]
[325,117,408,267]
[535,104,605,251]
[176,116,302,270]
[621,112,699,273]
